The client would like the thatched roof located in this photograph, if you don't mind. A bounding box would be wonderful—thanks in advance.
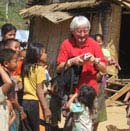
[20,0,130,23]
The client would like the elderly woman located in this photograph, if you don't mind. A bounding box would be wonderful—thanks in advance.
[57,16,107,131]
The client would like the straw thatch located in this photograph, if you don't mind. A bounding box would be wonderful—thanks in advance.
[21,0,130,16]
[20,0,97,16]
[20,0,130,23]
[20,0,99,23]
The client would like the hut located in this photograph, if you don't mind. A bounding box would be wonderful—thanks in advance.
[20,0,130,78]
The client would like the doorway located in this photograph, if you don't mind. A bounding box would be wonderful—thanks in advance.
[119,14,130,78]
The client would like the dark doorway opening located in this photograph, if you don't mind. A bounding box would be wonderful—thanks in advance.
[119,14,130,79]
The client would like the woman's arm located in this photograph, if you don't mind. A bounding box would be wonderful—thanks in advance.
[56,62,66,73]
[94,61,107,74]
[85,53,107,74]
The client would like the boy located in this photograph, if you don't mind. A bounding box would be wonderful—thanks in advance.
[3,39,27,130]
[0,48,26,130]
[4,38,21,76]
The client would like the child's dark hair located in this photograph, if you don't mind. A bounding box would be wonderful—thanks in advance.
[3,38,20,48]
[1,23,17,37]
[50,77,59,93]
[21,42,45,77]
[94,33,104,41]
[78,84,96,113]
[0,48,16,65]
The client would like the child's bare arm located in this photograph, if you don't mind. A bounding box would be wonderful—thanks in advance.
[8,96,27,120]
[7,100,16,126]
[66,93,78,108]
[36,83,52,120]
[0,65,12,93]
[9,110,16,126]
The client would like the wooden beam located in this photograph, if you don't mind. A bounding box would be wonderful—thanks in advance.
[106,83,130,106]
[107,81,125,86]
[105,88,118,93]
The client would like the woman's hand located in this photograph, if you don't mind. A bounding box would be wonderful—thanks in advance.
[68,56,84,66]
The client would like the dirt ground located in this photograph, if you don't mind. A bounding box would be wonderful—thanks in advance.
[98,102,129,131]
[59,101,130,131]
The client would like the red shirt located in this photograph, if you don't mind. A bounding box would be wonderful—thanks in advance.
[57,37,107,94]
[12,60,23,76]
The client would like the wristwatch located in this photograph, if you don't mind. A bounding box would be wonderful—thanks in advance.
[94,58,100,65]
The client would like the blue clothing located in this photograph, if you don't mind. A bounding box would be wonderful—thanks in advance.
[10,122,16,131]
[70,102,93,131]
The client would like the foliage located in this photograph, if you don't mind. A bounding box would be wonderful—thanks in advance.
[0,0,28,29]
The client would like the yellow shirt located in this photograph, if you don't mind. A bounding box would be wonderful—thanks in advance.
[23,65,45,100]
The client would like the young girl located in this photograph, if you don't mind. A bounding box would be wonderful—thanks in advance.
[66,84,97,131]
[20,42,51,131]
[1,23,16,40]
[0,23,17,49]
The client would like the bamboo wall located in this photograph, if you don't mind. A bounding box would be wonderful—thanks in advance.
[106,4,122,75]
[29,17,71,76]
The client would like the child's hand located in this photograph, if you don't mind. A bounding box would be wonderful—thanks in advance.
[44,108,52,121]
[74,93,79,97]
[20,111,27,120]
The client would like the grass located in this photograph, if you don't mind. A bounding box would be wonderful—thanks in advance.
[0,0,28,29]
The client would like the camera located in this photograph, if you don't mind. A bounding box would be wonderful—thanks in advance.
[83,53,91,60]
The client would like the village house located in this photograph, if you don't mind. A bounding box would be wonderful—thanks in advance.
[20,0,130,79]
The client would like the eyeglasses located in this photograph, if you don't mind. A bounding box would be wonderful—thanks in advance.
[75,29,89,34]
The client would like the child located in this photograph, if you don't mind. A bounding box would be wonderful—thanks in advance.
[0,23,17,49]
[19,49,27,60]
[4,39,20,55]
[47,78,62,130]
[20,42,51,131]
[0,64,12,131]
[66,84,97,131]
[3,39,26,130]
[0,49,18,130]
[4,38,21,76]
[37,44,52,131]
[0,48,27,130]
[94,33,121,71]
[1,23,16,40]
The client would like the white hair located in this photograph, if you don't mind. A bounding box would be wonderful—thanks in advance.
[70,16,91,31]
